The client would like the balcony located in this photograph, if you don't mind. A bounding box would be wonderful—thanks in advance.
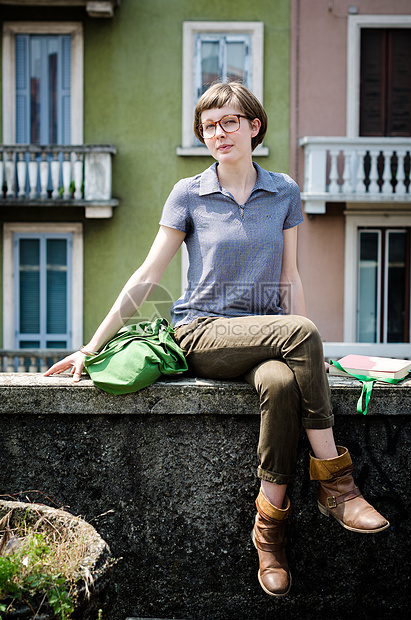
[0,144,118,218]
[0,1,119,18]
[299,137,411,214]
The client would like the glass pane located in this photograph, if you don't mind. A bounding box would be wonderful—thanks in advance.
[46,239,67,334]
[26,35,71,145]
[387,231,407,342]
[46,341,67,348]
[48,38,59,144]
[30,38,42,144]
[19,239,40,334]
[358,231,379,342]
[227,41,246,82]
[201,41,220,93]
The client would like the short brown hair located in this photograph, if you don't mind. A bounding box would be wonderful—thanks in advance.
[194,82,267,151]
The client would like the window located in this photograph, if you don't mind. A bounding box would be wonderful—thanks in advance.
[2,22,83,144]
[357,228,410,343]
[16,34,72,145]
[14,233,72,348]
[346,15,411,136]
[195,33,252,100]
[3,223,83,350]
[179,21,265,154]
[344,214,411,350]
[360,29,411,137]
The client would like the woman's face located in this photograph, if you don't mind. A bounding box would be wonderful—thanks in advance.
[200,105,261,164]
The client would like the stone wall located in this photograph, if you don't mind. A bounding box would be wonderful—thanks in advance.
[0,373,410,620]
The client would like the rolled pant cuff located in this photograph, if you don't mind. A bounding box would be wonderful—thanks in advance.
[257,466,294,486]
[302,414,334,430]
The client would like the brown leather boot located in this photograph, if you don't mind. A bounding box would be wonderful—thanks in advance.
[251,489,291,597]
[310,445,390,533]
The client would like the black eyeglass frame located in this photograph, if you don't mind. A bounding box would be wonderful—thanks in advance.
[197,114,250,139]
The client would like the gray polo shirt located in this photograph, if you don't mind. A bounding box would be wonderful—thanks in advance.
[159,162,303,327]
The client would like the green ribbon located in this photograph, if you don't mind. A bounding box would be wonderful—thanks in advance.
[330,359,403,415]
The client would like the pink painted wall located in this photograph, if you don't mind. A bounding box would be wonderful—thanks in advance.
[290,0,411,341]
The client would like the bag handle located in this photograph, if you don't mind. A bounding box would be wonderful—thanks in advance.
[330,359,402,415]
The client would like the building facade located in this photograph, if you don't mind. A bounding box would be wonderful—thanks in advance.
[0,0,291,362]
[291,0,411,357]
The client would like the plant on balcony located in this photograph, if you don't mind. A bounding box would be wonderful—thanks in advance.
[0,501,114,620]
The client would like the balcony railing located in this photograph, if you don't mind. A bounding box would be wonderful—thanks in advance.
[299,137,411,214]
[0,349,72,373]
[0,144,118,218]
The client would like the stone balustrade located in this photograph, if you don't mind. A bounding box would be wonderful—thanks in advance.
[299,136,411,214]
[0,144,118,218]
[0,349,73,373]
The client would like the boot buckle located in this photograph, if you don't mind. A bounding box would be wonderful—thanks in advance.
[327,496,337,509]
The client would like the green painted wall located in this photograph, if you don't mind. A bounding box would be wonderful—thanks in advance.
[0,0,290,345]
[82,0,290,340]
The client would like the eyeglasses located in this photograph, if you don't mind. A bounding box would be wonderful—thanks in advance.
[198,114,249,139]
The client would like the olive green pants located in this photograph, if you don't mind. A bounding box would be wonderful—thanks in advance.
[174,315,334,485]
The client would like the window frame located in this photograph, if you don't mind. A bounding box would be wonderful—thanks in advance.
[2,21,83,144]
[344,212,411,348]
[14,232,73,349]
[178,21,266,156]
[346,14,411,137]
[3,223,83,350]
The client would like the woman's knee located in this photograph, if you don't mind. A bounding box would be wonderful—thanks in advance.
[249,360,299,403]
[289,315,323,351]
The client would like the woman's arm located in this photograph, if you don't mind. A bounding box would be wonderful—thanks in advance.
[279,226,306,316]
[44,225,185,381]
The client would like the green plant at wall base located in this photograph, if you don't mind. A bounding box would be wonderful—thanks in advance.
[0,513,91,620]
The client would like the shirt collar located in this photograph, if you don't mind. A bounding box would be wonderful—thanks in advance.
[199,162,278,196]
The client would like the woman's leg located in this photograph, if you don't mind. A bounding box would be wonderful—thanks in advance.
[175,314,334,430]
[260,481,287,508]
[244,359,302,497]
[306,427,339,459]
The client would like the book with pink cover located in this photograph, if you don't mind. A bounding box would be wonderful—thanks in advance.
[329,354,411,380]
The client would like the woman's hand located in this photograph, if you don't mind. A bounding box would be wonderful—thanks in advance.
[43,350,87,382]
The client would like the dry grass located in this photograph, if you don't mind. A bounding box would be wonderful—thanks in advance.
[0,505,108,619]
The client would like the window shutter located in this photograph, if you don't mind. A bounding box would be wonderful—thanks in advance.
[387,29,411,137]
[46,239,68,334]
[14,234,72,348]
[360,28,411,137]
[360,29,385,137]
[15,35,30,143]
[18,238,40,336]
[61,35,71,145]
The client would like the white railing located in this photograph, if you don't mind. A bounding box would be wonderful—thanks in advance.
[0,144,118,218]
[299,137,411,213]
[0,350,73,373]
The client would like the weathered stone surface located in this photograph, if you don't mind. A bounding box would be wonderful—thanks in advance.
[0,374,410,620]
[1,372,411,416]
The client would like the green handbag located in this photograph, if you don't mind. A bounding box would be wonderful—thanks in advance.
[83,318,188,395]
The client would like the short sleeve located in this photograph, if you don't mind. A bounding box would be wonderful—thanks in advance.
[283,175,304,230]
[159,179,191,233]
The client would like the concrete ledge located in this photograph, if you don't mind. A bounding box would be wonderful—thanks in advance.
[0,373,410,620]
[1,372,411,415]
